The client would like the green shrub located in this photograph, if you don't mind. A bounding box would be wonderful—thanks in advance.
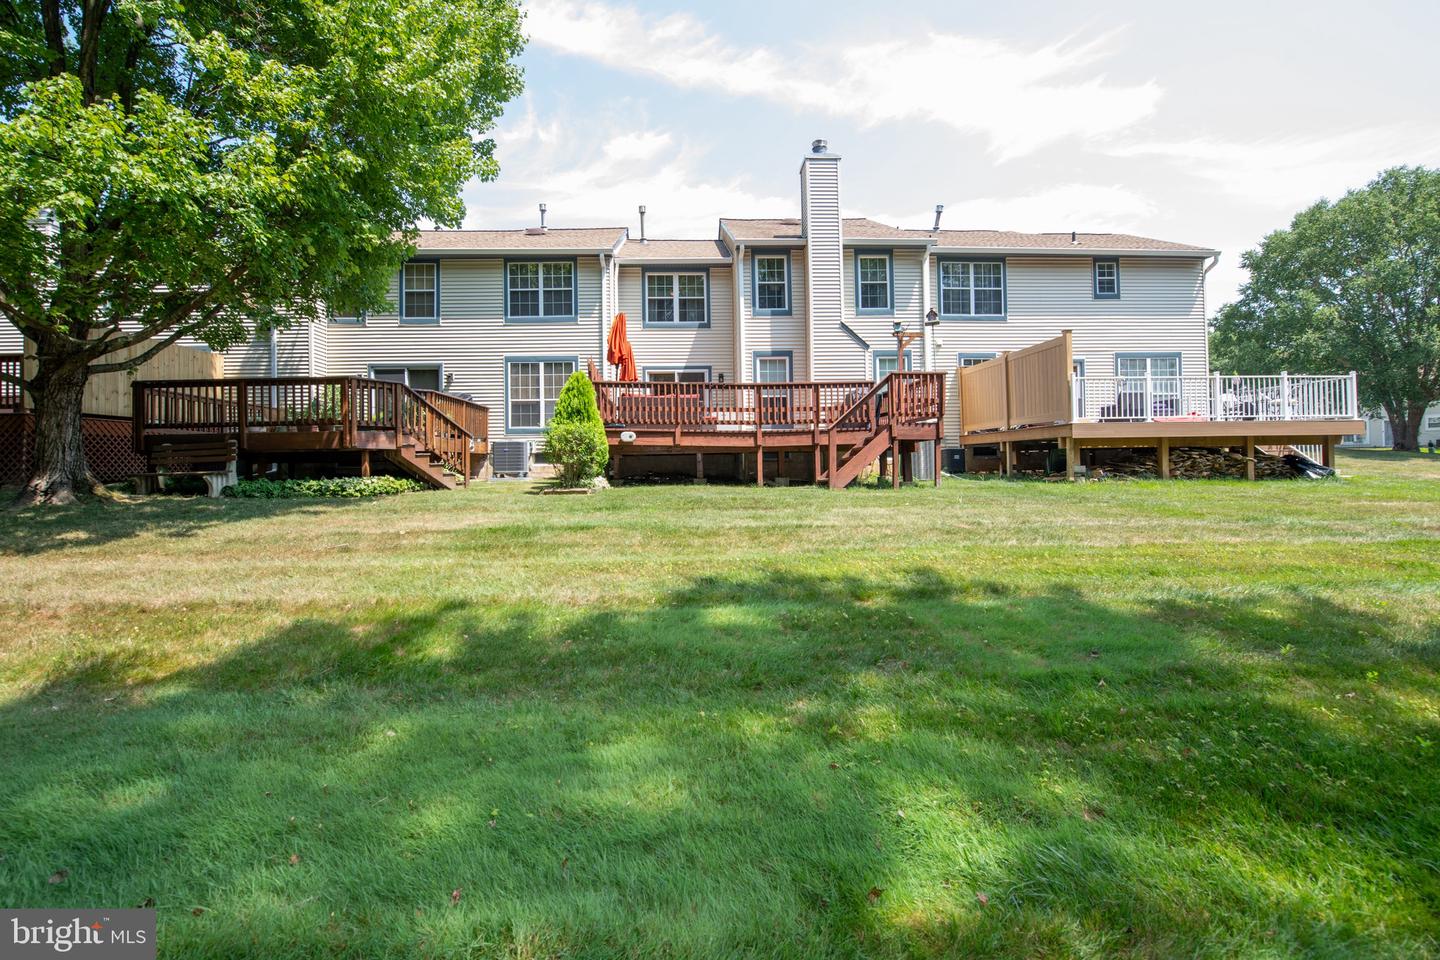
[544,371,608,486]
[223,476,425,499]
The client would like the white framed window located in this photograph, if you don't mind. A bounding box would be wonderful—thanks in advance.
[645,271,707,325]
[1094,258,1120,299]
[856,252,892,313]
[957,353,996,368]
[401,262,438,321]
[506,261,575,320]
[939,260,1005,318]
[370,364,442,391]
[754,355,792,383]
[753,253,789,314]
[1427,416,1440,429]
[874,351,911,379]
[508,358,575,430]
[647,369,708,383]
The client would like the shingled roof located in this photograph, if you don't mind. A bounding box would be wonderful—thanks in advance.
[719,218,805,242]
[412,227,627,252]
[718,218,1213,254]
[616,239,731,262]
[930,230,1216,254]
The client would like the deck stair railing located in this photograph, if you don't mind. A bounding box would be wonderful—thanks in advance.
[1071,372,1359,423]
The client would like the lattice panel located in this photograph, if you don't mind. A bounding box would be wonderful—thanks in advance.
[84,416,146,482]
[0,414,146,486]
[0,414,28,487]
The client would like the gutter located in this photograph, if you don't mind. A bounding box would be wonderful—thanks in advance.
[931,245,1220,258]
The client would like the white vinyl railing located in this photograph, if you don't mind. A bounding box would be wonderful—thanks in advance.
[1071,372,1358,422]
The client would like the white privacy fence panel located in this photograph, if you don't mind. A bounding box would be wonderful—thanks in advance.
[1072,373,1358,422]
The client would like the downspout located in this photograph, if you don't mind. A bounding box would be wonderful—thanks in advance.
[598,252,608,378]
[268,326,278,377]
[920,245,934,372]
[1202,253,1220,376]
[733,241,745,381]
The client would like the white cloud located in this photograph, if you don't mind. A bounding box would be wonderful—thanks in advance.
[1108,127,1440,208]
[465,117,791,236]
[865,183,1158,235]
[524,1,1162,160]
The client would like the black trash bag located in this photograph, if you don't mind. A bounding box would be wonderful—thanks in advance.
[1283,453,1335,478]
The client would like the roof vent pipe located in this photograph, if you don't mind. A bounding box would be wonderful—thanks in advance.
[811,138,828,154]
[1070,230,1078,244]
[933,204,944,231]
[538,202,547,231]
[638,205,647,242]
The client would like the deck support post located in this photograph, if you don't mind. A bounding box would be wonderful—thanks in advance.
[1158,437,1170,480]
[1244,437,1256,481]
[360,450,371,478]
[755,449,764,488]
[1322,437,1335,468]
[891,437,901,489]
[1000,441,1010,476]
[695,452,704,480]
[813,446,822,485]
[933,441,942,487]
[1065,436,1080,481]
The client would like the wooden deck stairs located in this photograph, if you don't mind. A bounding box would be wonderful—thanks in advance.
[819,375,941,489]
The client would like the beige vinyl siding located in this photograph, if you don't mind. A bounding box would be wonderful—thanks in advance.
[617,265,735,381]
[0,320,23,353]
[217,321,326,378]
[740,249,808,380]
[802,157,842,381]
[325,256,605,442]
[933,254,1209,441]
[827,248,927,380]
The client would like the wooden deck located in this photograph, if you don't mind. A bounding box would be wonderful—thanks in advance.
[591,372,946,488]
[953,333,1363,479]
[132,377,489,489]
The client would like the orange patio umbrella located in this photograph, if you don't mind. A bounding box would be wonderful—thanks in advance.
[606,312,638,381]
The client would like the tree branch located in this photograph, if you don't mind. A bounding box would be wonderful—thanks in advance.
[86,305,226,373]
[78,0,113,104]
[41,0,66,77]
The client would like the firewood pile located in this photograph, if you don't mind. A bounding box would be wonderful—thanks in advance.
[1092,446,1303,480]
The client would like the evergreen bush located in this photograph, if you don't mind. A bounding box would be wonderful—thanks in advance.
[544,372,609,486]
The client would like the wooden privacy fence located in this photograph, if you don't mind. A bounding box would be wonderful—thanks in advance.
[958,331,1074,433]
[6,340,224,417]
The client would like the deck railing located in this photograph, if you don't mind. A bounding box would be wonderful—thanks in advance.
[133,376,489,480]
[1072,372,1359,422]
[592,372,945,437]
[1,353,24,410]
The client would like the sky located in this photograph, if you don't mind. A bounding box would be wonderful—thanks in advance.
[462,0,1440,309]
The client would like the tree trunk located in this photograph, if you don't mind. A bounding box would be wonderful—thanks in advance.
[15,354,102,506]
[1383,401,1425,451]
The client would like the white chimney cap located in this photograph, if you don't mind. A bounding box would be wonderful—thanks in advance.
[811,139,828,154]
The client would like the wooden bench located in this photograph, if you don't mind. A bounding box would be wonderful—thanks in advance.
[135,440,239,497]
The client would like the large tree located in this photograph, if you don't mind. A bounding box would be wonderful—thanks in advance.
[0,0,524,503]
[1211,166,1440,450]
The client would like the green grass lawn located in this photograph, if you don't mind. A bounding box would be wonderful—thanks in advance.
[1,449,1437,959]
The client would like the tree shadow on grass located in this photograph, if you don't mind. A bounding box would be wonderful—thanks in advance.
[0,570,1437,958]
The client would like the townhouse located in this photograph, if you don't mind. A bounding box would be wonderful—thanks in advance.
[178,139,1214,453]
